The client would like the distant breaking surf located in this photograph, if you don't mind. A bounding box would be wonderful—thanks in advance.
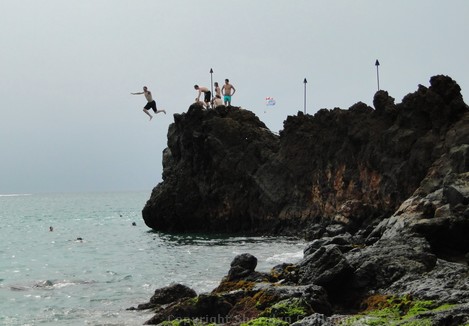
[0,194,32,197]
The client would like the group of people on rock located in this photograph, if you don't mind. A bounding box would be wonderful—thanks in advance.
[194,78,236,109]
[131,79,236,121]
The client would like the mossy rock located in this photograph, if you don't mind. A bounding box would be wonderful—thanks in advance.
[241,317,289,326]
[360,294,436,317]
[252,289,280,310]
[212,279,256,294]
[270,263,298,282]
[342,294,457,325]
[147,293,232,325]
[157,318,216,326]
[360,294,392,312]
[259,297,312,322]
[398,320,433,326]
[227,296,261,321]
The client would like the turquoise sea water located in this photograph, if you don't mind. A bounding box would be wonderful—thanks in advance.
[0,192,305,325]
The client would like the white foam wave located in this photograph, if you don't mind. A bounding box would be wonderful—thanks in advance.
[52,281,78,289]
[266,250,304,264]
[9,279,96,291]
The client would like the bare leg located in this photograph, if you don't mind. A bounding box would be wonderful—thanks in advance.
[156,109,166,114]
[143,108,153,120]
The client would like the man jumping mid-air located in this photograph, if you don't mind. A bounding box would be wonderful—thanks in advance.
[131,86,166,120]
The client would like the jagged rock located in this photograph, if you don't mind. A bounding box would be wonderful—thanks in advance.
[297,245,353,291]
[303,233,354,257]
[385,259,469,305]
[221,253,271,284]
[139,75,469,326]
[149,283,197,306]
[270,263,298,284]
[373,90,396,115]
[144,293,233,325]
[411,302,469,326]
[212,253,271,296]
[346,236,437,295]
[128,283,197,311]
[259,297,314,322]
[252,283,332,315]
[143,75,468,237]
[369,138,469,261]
[227,253,258,280]
[143,254,332,324]
[143,105,281,234]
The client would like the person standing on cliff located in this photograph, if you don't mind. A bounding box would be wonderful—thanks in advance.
[212,94,223,108]
[194,85,211,108]
[131,86,166,120]
[212,82,222,107]
[214,82,221,98]
[222,79,236,106]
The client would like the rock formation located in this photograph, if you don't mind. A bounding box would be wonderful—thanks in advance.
[143,75,468,239]
[137,75,469,325]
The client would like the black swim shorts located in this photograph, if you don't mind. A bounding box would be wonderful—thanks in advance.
[144,100,157,112]
[204,91,211,102]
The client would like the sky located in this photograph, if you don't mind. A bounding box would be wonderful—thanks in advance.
[0,1,468,194]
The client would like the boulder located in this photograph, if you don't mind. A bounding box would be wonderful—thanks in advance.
[297,245,353,291]
[228,253,258,280]
[346,236,437,293]
[149,283,197,306]
[128,283,196,311]
[144,293,232,325]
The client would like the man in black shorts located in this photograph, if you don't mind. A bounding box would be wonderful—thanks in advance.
[194,85,211,108]
[131,86,166,120]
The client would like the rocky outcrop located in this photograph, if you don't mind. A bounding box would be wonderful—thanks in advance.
[142,75,468,239]
[135,248,469,325]
[143,105,280,233]
[135,75,469,325]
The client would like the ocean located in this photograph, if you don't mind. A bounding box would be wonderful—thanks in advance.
[0,192,306,325]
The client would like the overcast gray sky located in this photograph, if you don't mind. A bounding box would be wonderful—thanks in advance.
[1,1,467,194]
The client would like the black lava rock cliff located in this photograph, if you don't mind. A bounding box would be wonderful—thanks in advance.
[142,75,468,240]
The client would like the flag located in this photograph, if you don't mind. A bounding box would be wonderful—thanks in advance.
[265,97,276,106]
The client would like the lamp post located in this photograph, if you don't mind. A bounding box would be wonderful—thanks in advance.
[303,78,307,114]
[375,60,380,91]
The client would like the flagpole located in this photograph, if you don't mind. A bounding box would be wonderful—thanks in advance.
[210,68,214,106]
[303,78,307,114]
[375,60,380,91]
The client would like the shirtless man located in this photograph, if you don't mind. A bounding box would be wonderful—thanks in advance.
[194,85,211,108]
[221,79,236,106]
[131,86,166,120]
